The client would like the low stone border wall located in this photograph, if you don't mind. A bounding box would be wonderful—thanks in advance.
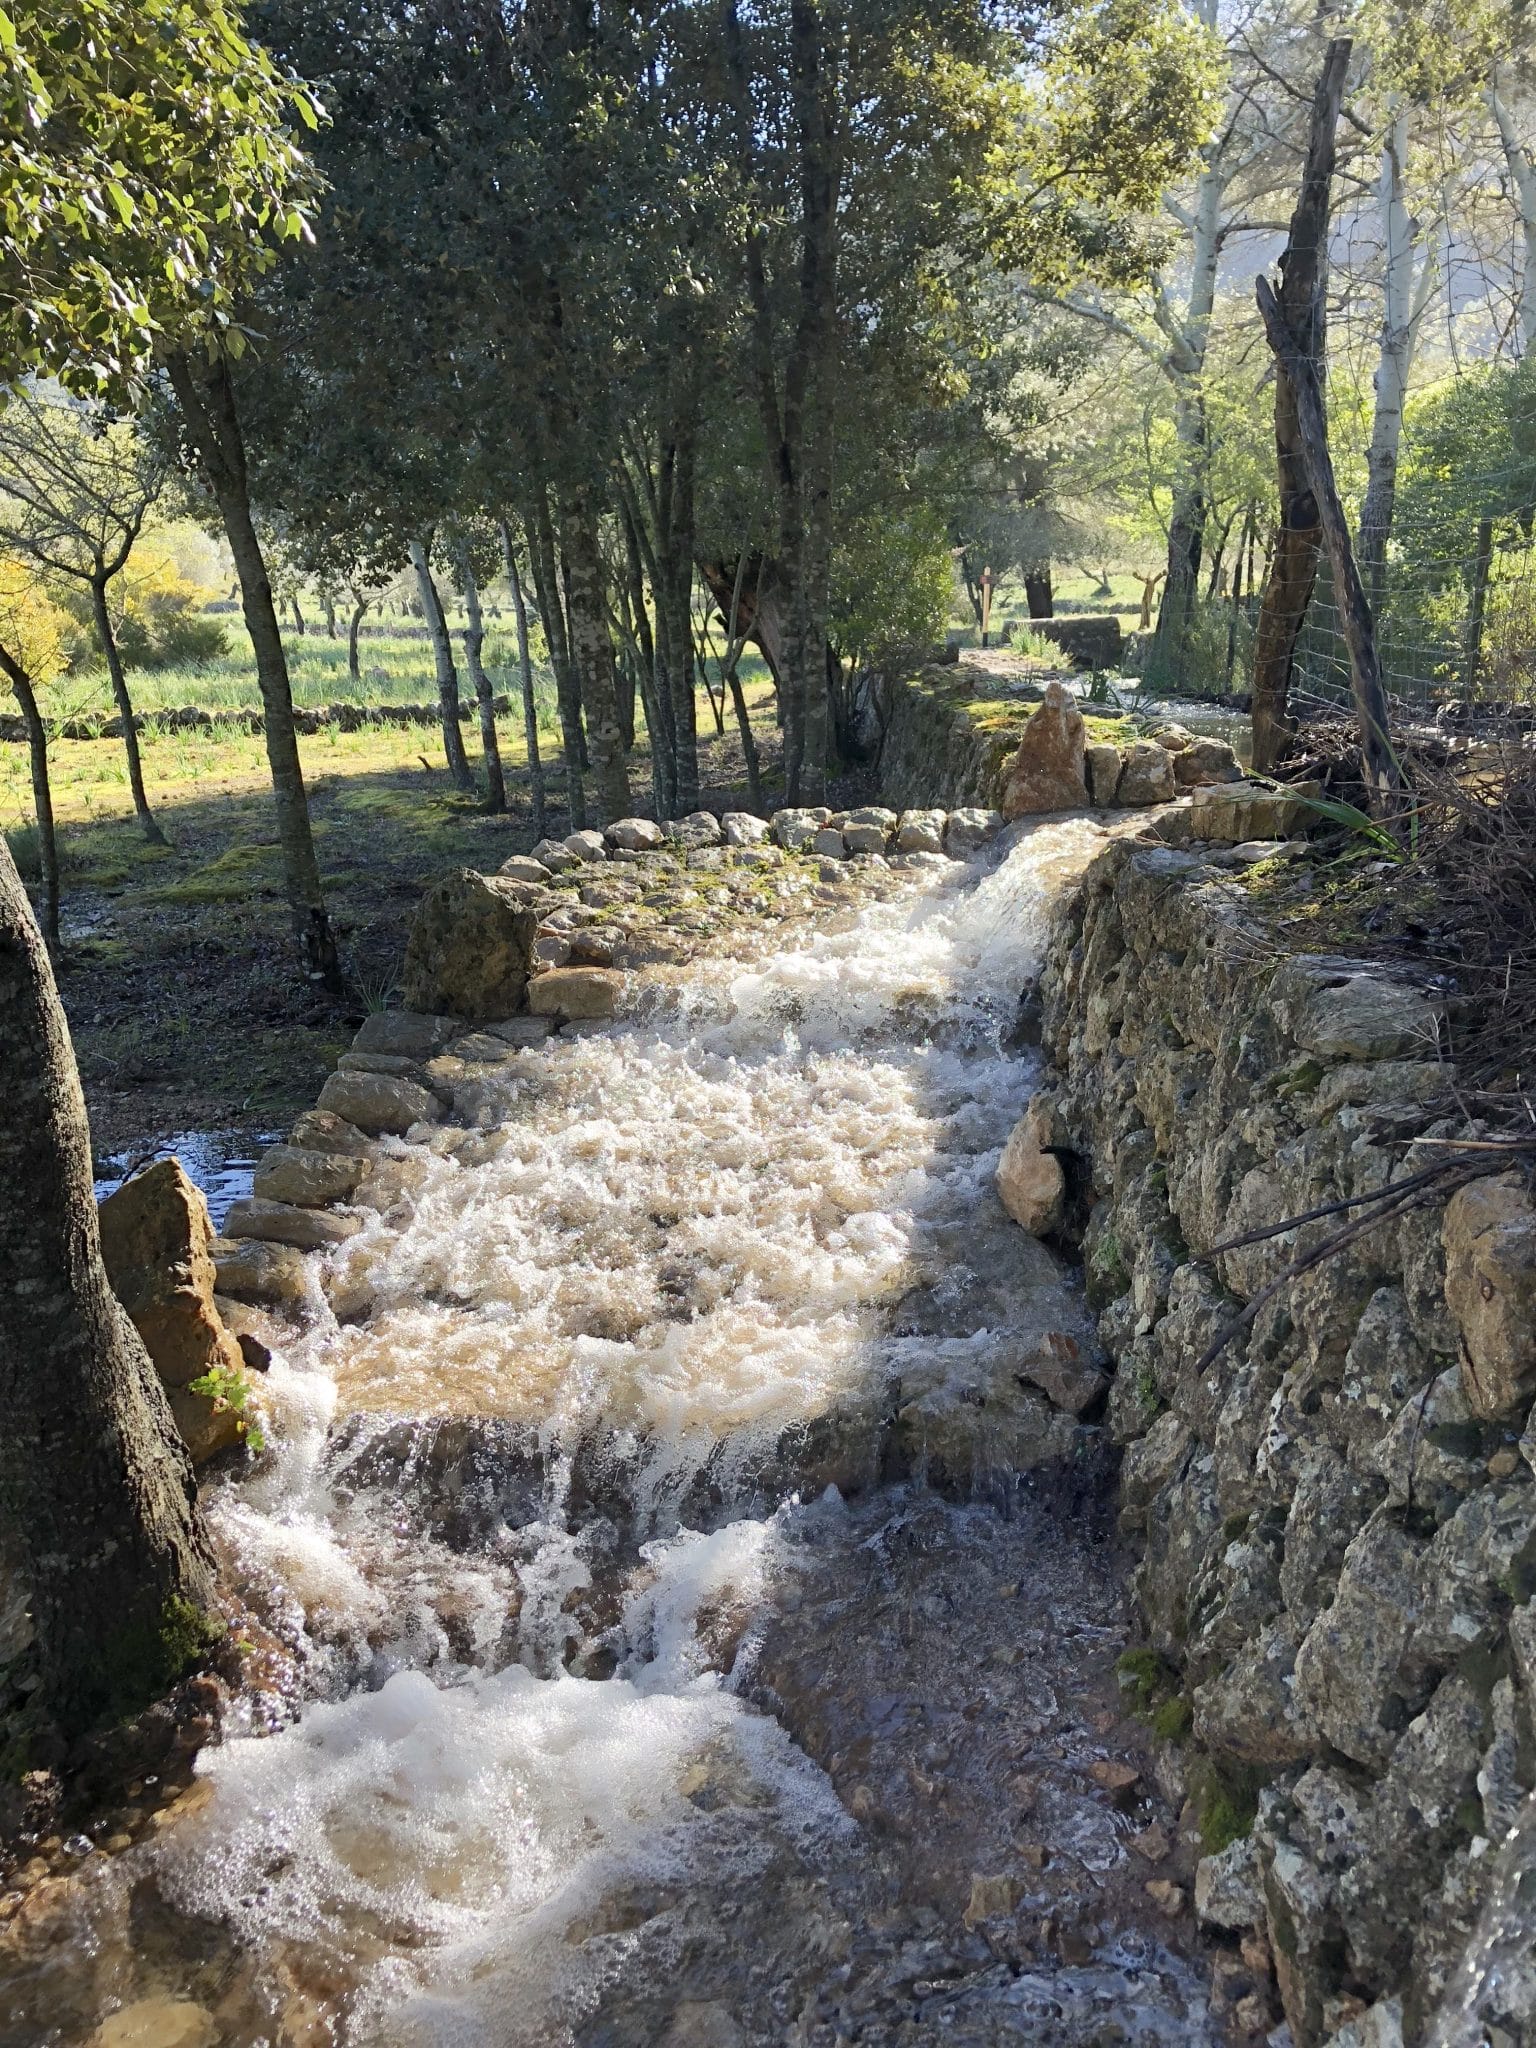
[0,698,516,745]
[1021,836,1536,2046]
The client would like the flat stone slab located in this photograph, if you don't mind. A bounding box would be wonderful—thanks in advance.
[223,1198,362,1251]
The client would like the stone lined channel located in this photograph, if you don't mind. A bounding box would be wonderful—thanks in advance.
[6,820,1217,2048]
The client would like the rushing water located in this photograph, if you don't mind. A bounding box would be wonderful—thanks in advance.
[7,820,1218,2048]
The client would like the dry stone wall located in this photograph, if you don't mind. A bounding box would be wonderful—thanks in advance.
[1033,838,1536,2048]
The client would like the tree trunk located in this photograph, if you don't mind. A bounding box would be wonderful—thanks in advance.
[559,489,631,825]
[1023,567,1054,619]
[1491,82,1536,353]
[165,354,340,989]
[1226,506,1254,687]
[409,539,475,794]
[1464,514,1495,701]
[0,651,59,941]
[456,546,506,814]
[1358,113,1434,617]
[324,597,338,639]
[1249,39,1352,774]
[530,491,586,830]
[91,574,164,846]
[500,524,547,841]
[1150,160,1224,674]
[290,595,305,637]
[1256,273,1404,813]
[348,600,367,682]
[0,840,216,1738]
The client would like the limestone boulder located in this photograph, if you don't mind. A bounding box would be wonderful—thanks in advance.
[351,1010,455,1058]
[771,807,831,850]
[721,812,770,847]
[98,1158,245,1462]
[401,868,539,1021]
[811,827,846,858]
[894,809,946,854]
[318,1068,438,1137]
[528,965,624,1020]
[564,828,608,861]
[223,1198,364,1252]
[995,1098,1066,1236]
[663,811,723,849]
[497,854,552,883]
[1188,780,1320,843]
[289,1108,373,1157]
[1443,1173,1536,1420]
[530,837,581,872]
[944,807,1004,857]
[1195,1835,1263,1931]
[605,816,665,852]
[1085,742,1122,806]
[212,1237,311,1310]
[842,822,889,854]
[1173,736,1243,786]
[1115,740,1176,805]
[999,680,1088,817]
[253,1144,370,1209]
[1292,974,1441,1062]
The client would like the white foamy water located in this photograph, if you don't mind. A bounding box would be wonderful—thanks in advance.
[139,819,1110,2044]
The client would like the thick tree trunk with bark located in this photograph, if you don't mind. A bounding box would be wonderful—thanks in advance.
[1256,274,1403,813]
[1250,40,1351,774]
[165,354,340,989]
[500,525,547,841]
[1023,568,1054,619]
[0,841,216,1737]
[0,650,58,941]
[348,600,367,682]
[559,490,631,825]
[91,575,163,846]
[455,546,506,814]
[410,540,475,794]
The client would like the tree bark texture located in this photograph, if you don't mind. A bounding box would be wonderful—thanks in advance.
[455,546,506,814]
[1492,83,1536,354]
[500,525,547,841]
[1256,273,1403,813]
[1023,568,1054,619]
[1150,162,1224,675]
[409,539,475,794]
[91,576,163,845]
[165,354,340,989]
[0,649,59,941]
[1249,39,1351,773]
[1464,515,1495,701]
[0,840,216,1737]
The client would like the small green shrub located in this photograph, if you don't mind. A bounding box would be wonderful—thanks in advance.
[5,821,41,881]
[188,1362,265,1453]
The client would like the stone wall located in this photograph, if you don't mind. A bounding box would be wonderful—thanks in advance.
[1033,838,1536,2047]
[871,667,1025,812]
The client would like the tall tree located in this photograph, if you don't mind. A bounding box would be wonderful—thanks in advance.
[166,352,341,987]
[0,389,170,843]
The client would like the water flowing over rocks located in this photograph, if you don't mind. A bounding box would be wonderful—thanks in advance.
[8,810,1238,2048]
[1033,837,1536,2046]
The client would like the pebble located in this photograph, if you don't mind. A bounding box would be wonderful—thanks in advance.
[1144,1878,1185,1918]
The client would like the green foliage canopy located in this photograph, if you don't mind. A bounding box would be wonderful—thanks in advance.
[0,0,320,392]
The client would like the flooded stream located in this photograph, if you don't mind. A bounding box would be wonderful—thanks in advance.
[5,821,1217,2048]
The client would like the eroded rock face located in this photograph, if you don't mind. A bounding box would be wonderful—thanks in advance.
[317,1069,438,1137]
[1114,740,1175,806]
[401,868,539,1020]
[98,1158,245,1462]
[528,966,624,1020]
[1033,838,1529,2027]
[998,681,1088,818]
